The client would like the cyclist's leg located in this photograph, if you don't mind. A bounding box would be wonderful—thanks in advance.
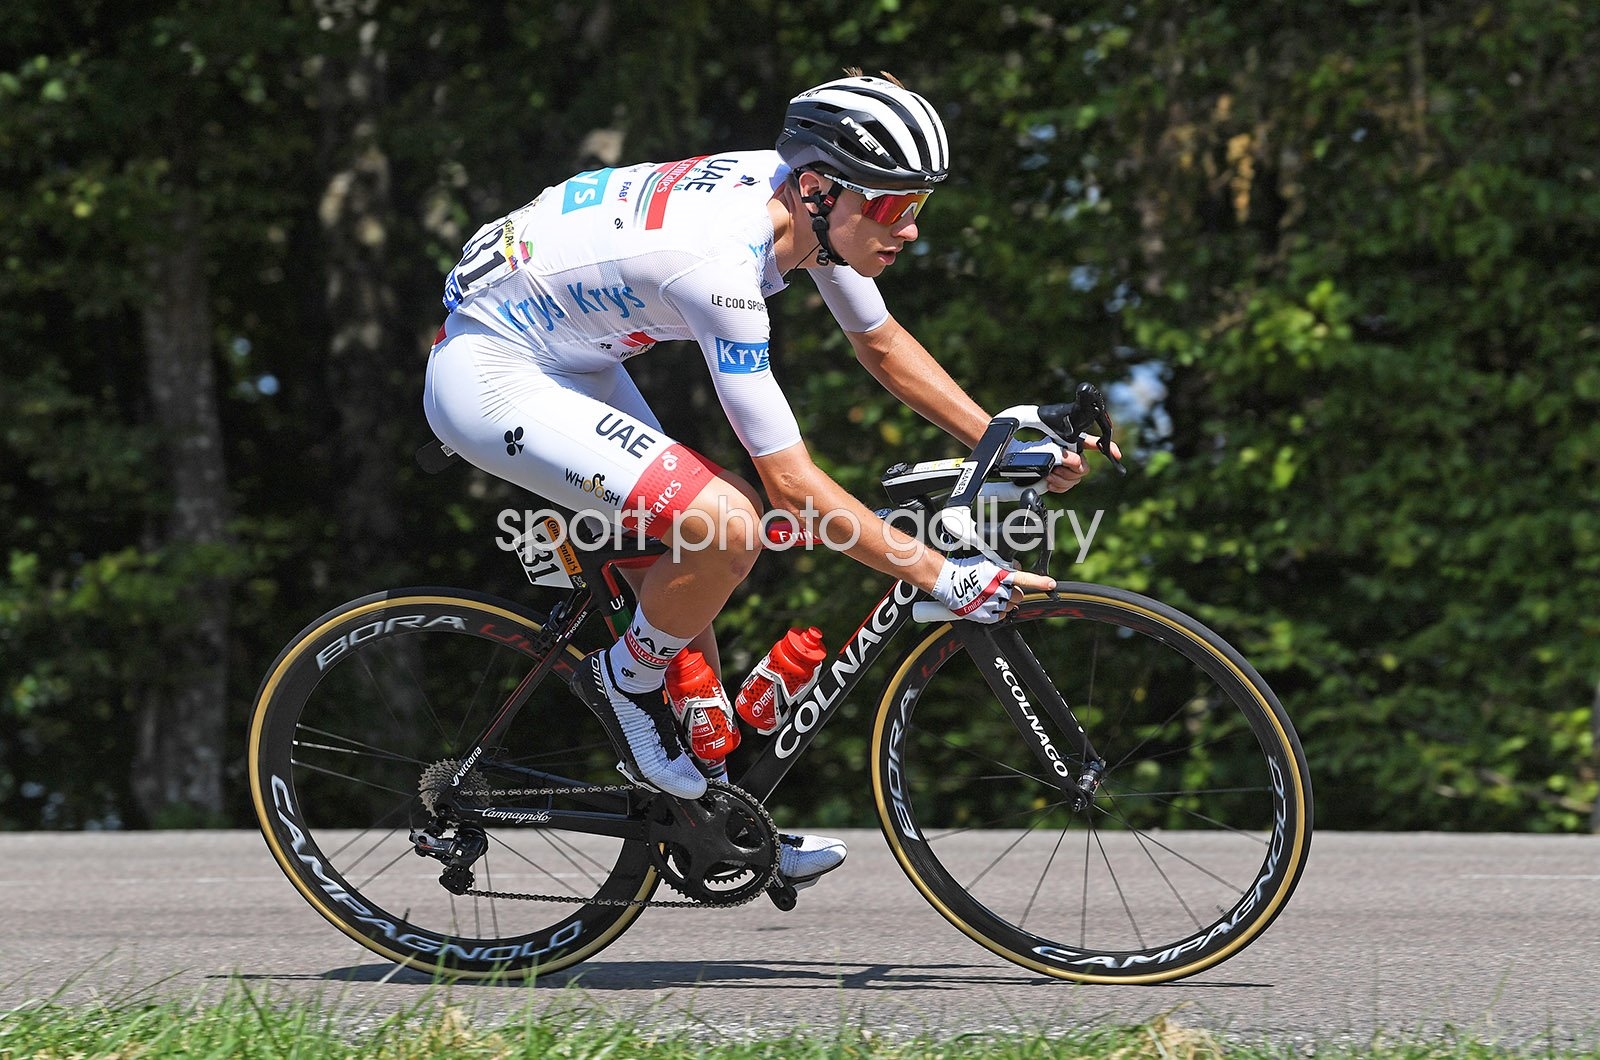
[426,328,762,624]
[425,329,759,795]
[598,370,845,886]
[594,362,765,647]
[605,365,765,670]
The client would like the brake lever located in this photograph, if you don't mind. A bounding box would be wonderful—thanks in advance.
[1019,487,1052,576]
[1092,410,1128,476]
[1067,383,1128,477]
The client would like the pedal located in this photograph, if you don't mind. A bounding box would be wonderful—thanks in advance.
[616,760,663,795]
[766,875,798,911]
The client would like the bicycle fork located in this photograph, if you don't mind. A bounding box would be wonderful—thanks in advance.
[953,623,1105,812]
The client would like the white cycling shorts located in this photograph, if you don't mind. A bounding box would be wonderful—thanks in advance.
[424,319,722,540]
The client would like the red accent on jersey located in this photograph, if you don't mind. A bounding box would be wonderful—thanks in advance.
[621,331,658,349]
[622,443,722,539]
[644,156,706,231]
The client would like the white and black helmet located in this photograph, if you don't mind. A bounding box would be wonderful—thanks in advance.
[777,74,950,189]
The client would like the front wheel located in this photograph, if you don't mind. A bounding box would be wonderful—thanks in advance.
[247,588,657,979]
[870,585,1313,984]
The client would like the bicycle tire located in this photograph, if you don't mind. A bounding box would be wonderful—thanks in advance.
[247,587,657,978]
[870,585,1312,984]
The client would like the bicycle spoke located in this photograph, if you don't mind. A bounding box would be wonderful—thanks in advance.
[878,590,1309,982]
[911,722,1053,788]
[534,827,620,879]
[963,817,1047,892]
[485,829,596,897]
[349,840,421,894]
[353,642,455,751]
[452,649,521,751]
[923,796,1074,841]
[331,820,410,879]
[1088,819,1146,949]
[1093,794,1248,893]
[478,853,501,939]
[288,756,419,801]
[1020,824,1070,930]
[1111,787,1274,842]
[1079,822,1091,947]
[1095,798,1207,935]
[253,593,658,979]
[292,732,426,769]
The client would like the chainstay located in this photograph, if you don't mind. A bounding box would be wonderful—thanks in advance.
[459,779,776,910]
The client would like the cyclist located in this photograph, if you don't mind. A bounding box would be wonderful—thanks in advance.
[424,71,1097,891]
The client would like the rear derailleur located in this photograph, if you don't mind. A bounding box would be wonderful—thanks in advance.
[410,823,487,895]
[410,758,491,895]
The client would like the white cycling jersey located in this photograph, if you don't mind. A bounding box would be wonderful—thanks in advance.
[439,149,888,458]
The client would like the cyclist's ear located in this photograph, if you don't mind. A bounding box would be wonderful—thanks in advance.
[795,172,818,214]
[794,170,829,214]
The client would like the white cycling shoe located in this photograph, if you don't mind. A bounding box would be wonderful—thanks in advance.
[778,832,847,889]
[571,653,846,886]
[570,651,708,800]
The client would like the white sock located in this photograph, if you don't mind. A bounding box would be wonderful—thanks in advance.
[607,611,690,694]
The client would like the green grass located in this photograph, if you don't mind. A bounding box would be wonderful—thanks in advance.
[0,983,1593,1059]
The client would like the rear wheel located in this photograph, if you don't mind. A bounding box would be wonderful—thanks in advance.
[871,586,1312,983]
[247,588,657,978]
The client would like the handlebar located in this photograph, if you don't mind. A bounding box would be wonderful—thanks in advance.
[880,382,1128,621]
[935,381,1126,513]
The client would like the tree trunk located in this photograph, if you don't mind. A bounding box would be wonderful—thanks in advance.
[317,0,403,578]
[1592,679,1599,835]
[134,191,231,826]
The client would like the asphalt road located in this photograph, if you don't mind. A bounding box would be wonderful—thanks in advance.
[0,830,1596,1048]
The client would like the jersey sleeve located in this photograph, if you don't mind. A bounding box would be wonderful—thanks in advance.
[810,265,890,334]
[660,256,803,459]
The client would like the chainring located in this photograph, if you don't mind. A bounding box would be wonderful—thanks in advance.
[647,779,779,906]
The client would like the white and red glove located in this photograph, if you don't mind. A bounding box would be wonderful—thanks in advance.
[932,554,1017,623]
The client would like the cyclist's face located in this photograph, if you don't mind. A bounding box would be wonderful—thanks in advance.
[829,187,920,277]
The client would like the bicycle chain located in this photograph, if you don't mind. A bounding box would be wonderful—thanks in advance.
[440,778,777,909]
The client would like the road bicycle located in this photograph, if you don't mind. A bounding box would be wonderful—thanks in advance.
[247,383,1313,985]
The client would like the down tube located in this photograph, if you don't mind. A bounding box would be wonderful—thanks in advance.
[734,580,922,802]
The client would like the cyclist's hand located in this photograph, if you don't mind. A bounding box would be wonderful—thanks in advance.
[1005,437,1107,493]
[1052,435,1124,492]
[933,555,1056,623]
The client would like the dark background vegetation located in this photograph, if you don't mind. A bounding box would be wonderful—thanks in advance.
[2,0,1595,832]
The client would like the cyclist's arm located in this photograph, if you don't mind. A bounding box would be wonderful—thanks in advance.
[844,314,990,448]
[809,267,990,448]
[661,255,803,458]
[751,441,1055,598]
[752,440,945,590]
[848,315,1101,491]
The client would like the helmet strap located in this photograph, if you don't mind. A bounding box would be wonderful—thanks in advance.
[798,177,847,268]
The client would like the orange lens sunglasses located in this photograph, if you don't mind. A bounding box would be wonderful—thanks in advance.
[829,175,933,225]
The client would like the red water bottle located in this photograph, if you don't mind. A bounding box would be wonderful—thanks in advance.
[665,650,739,774]
[735,627,827,735]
